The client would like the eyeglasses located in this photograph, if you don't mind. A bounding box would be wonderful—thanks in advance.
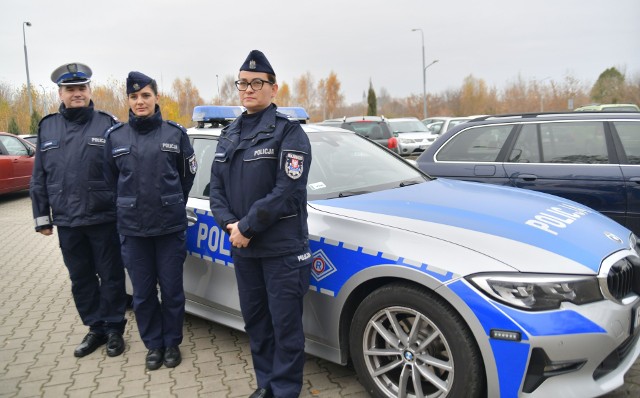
[235,79,274,91]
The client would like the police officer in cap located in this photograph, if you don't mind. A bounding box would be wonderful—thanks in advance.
[30,62,127,358]
[209,50,312,398]
[104,71,196,370]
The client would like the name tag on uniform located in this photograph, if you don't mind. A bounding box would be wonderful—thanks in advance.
[161,143,179,153]
[112,146,130,157]
[88,137,106,146]
[41,140,59,151]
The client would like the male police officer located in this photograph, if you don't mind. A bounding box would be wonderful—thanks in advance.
[209,50,312,398]
[30,63,127,358]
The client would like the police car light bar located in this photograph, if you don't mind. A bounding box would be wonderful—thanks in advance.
[278,107,310,123]
[192,106,244,122]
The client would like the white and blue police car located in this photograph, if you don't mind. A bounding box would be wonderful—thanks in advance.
[180,106,640,397]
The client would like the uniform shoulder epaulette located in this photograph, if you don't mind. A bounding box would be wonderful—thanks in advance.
[167,120,187,133]
[104,122,124,138]
[97,110,119,123]
[38,113,58,126]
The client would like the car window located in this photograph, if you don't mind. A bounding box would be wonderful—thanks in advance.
[346,122,388,140]
[436,125,512,162]
[614,121,640,164]
[540,121,607,164]
[0,135,29,156]
[508,124,541,163]
[389,120,429,133]
[307,132,425,199]
[189,137,219,198]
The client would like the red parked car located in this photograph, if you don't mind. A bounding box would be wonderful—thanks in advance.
[0,132,36,195]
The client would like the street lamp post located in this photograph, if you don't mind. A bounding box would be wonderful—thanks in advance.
[216,74,220,104]
[538,76,551,112]
[411,28,427,119]
[39,84,47,115]
[22,21,33,117]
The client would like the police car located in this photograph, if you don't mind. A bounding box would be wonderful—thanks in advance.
[181,106,640,397]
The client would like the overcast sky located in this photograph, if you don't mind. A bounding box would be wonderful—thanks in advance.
[2,0,639,105]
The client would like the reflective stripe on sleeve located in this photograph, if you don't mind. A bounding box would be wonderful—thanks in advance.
[34,216,51,227]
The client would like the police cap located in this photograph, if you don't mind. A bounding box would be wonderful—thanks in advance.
[51,62,92,86]
[126,71,154,94]
[239,50,275,76]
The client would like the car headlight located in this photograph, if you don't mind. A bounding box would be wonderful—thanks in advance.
[466,273,603,311]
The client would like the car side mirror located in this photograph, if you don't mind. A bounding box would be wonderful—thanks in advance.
[27,146,35,156]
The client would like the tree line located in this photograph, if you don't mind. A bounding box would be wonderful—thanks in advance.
[1,66,638,134]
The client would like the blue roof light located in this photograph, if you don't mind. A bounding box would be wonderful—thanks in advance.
[192,106,244,122]
[278,107,310,122]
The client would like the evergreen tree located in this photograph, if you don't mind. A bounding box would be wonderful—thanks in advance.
[8,117,20,134]
[29,110,41,135]
[590,67,626,104]
[367,80,377,116]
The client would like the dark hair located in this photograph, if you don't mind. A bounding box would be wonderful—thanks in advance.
[148,79,158,95]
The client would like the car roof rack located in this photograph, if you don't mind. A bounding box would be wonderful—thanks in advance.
[467,111,615,122]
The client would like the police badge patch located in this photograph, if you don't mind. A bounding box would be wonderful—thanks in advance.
[285,152,304,179]
[188,154,198,175]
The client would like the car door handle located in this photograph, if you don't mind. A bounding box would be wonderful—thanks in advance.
[630,177,640,184]
[186,209,198,227]
[516,174,538,181]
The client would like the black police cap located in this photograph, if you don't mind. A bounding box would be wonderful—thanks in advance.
[239,50,276,76]
[126,71,154,94]
[51,62,92,86]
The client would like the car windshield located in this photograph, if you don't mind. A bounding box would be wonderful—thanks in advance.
[307,131,427,199]
[389,120,429,133]
[187,131,428,200]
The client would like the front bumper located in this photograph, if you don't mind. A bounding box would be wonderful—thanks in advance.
[451,280,640,397]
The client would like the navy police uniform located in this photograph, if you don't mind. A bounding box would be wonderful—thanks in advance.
[104,72,196,354]
[30,63,127,345]
[209,50,312,398]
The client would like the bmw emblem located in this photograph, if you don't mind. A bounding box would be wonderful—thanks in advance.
[605,232,623,244]
[403,351,414,361]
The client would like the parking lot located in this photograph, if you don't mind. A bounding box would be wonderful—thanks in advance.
[1,190,639,398]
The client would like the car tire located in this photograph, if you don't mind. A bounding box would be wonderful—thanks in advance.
[349,282,485,398]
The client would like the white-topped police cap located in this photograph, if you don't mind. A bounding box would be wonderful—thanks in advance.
[51,62,92,86]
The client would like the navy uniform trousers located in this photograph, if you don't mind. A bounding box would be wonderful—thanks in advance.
[121,231,186,349]
[57,222,127,334]
[233,254,311,398]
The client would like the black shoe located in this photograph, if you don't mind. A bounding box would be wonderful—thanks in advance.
[106,332,125,357]
[249,388,273,398]
[74,332,107,358]
[146,348,164,370]
[163,346,182,368]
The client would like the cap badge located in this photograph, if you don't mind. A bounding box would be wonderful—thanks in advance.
[133,83,140,91]
[67,63,78,73]
[249,60,256,70]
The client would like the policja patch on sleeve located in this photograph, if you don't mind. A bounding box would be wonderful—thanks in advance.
[188,154,198,175]
[285,152,304,180]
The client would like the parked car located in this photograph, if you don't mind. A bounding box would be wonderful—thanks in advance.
[0,132,36,195]
[162,106,640,398]
[387,117,435,156]
[18,135,38,146]
[416,112,640,235]
[317,116,399,153]
[574,103,640,112]
[421,116,480,137]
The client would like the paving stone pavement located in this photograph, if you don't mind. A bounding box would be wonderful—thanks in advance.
[1,191,639,398]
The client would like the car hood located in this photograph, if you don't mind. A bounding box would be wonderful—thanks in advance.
[309,178,631,274]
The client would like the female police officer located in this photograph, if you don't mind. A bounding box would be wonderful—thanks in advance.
[104,72,196,370]
[209,50,312,398]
